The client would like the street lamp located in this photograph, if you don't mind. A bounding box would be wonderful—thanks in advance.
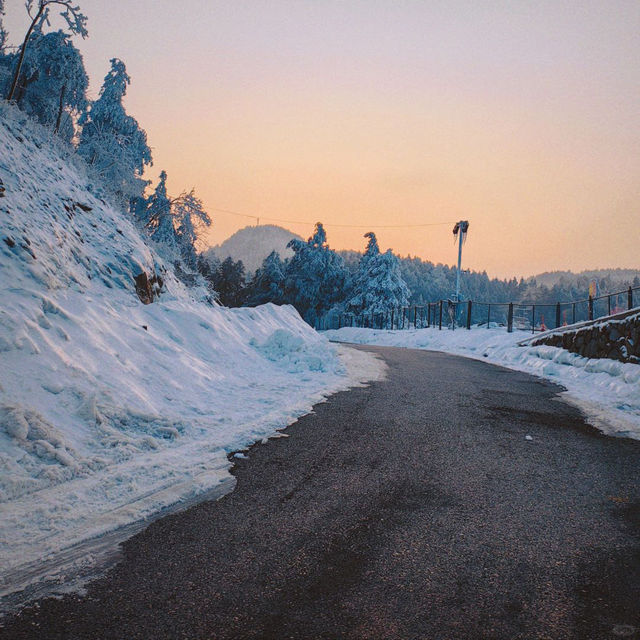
[453,220,469,303]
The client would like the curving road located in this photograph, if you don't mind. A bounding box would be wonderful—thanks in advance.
[1,345,639,639]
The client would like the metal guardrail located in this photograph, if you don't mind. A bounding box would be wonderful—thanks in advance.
[318,285,640,333]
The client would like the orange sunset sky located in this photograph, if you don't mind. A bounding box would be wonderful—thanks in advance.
[5,0,640,278]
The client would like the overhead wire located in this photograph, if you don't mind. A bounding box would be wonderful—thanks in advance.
[208,207,458,229]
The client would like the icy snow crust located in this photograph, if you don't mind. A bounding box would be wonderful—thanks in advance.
[0,105,386,597]
[324,326,640,440]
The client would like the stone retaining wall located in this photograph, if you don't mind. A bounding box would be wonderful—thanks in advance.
[531,312,640,364]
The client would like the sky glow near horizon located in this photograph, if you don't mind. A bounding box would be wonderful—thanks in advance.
[4,0,639,278]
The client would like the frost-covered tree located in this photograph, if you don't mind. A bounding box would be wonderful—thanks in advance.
[78,58,151,202]
[0,1,10,95]
[173,189,211,269]
[196,253,220,297]
[6,0,88,102]
[0,0,8,54]
[142,174,211,271]
[12,30,88,141]
[245,250,285,306]
[284,222,349,324]
[215,257,246,307]
[347,232,410,316]
[142,170,171,226]
[144,170,177,250]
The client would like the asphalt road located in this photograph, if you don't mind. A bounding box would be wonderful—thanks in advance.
[2,345,639,640]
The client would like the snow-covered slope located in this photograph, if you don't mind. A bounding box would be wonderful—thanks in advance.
[206,224,301,275]
[0,104,385,600]
[325,326,640,440]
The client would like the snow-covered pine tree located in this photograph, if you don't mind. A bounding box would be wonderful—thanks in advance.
[196,253,221,297]
[13,30,88,141]
[245,250,285,306]
[0,0,8,55]
[78,58,151,203]
[144,170,177,252]
[0,1,10,95]
[173,189,211,269]
[6,0,87,103]
[347,232,410,317]
[284,222,349,324]
[215,257,246,307]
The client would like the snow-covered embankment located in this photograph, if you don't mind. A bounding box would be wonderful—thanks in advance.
[0,104,385,600]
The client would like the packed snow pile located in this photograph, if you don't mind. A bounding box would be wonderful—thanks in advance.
[0,104,385,597]
[324,326,640,440]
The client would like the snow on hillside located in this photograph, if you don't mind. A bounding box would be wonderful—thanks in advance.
[324,326,640,440]
[0,104,385,600]
[206,224,301,275]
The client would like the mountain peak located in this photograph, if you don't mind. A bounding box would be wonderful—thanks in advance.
[205,225,302,274]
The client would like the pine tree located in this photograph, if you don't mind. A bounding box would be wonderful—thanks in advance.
[196,253,220,297]
[143,170,177,251]
[78,58,151,202]
[173,189,211,269]
[0,0,8,55]
[347,232,410,317]
[13,30,88,141]
[6,0,87,103]
[284,222,348,324]
[245,250,285,306]
[215,257,246,307]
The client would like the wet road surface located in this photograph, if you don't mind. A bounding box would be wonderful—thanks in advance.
[2,345,639,639]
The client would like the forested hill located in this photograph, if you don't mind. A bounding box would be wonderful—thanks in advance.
[526,269,640,289]
[340,251,640,305]
[205,225,302,276]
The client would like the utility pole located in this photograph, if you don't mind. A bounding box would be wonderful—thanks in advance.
[453,220,469,302]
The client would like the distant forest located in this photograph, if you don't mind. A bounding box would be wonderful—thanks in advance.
[197,224,639,327]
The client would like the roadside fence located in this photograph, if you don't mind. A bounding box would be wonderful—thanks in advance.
[317,285,640,333]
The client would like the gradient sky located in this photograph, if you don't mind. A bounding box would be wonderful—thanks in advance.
[5,1,640,278]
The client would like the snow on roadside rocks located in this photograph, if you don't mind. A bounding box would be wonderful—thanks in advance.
[0,105,386,600]
[324,326,640,440]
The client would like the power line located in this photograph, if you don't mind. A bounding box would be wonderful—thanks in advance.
[208,207,457,229]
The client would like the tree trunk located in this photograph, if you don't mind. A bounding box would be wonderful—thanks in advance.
[7,4,45,102]
[54,84,66,134]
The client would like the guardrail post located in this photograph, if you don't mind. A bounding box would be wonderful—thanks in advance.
[572,302,576,324]
[607,295,611,316]
[438,300,443,330]
[391,308,395,330]
[555,302,561,329]
[588,295,594,320]
[414,306,418,329]
[507,303,513,333]
[532,305,536,333]
[427,304,431,327]
[629,287,634,310]
[487,304,491,329]
[467,300,472,329]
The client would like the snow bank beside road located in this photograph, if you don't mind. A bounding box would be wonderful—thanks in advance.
[324,327,640,440]
[0,105,385,601]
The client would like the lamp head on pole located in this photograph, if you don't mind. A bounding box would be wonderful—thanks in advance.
[453,220,470,244]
